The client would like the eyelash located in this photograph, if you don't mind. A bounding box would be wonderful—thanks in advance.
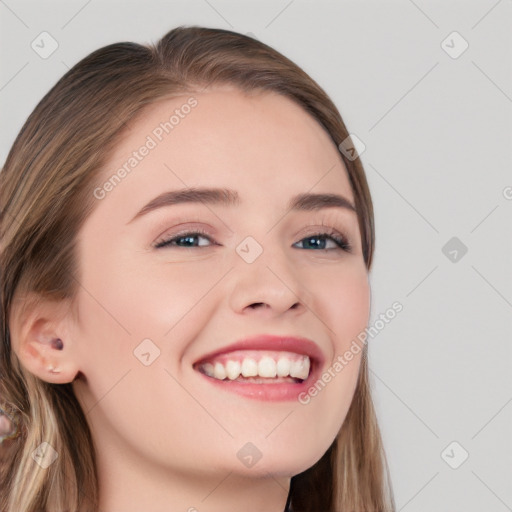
[154,226,352,253]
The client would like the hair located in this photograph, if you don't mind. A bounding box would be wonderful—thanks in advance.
[0,25,395,512]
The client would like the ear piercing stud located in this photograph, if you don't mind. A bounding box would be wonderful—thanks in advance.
[47,364,61,374]
[52,338,64,350]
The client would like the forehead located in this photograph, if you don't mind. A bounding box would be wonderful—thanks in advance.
[96,86,354,208]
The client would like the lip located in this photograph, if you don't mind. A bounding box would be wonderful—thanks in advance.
[193,334,326,402]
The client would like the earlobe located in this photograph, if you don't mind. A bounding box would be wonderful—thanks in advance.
[20,333,79,384]
[10,297,80,384]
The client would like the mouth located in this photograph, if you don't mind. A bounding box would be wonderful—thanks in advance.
[192,335,324,401]
[195,350,311,383]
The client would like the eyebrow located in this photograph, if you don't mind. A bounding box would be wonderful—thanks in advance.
[127,187,357,224]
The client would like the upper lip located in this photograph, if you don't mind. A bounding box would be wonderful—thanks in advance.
[193,334,326,368]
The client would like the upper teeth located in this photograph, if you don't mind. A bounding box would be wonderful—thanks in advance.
[199,352,310,381]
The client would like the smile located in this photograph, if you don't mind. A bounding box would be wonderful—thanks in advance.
[196,350,311,382]
[192,334,325,401]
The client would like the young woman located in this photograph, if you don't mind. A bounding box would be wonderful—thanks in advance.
[0,25,395,512]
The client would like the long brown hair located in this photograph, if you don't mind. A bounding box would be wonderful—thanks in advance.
[0,25,394,512]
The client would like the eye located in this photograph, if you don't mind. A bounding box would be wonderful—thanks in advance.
[293,230,352,252]
[154,229,216,249]
[153,227,352,252]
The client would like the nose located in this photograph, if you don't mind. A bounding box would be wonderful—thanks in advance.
[227,243,309,318]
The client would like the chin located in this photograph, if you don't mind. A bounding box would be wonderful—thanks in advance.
[223,443,328,479]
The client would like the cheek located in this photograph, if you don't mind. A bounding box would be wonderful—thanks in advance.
[71,254,219,459]
[72,246,228,396]
[332,273,370,349]
[122,259,230,347]
[307,260,370,348]
[296,261,369,431]
[79,239,220,336]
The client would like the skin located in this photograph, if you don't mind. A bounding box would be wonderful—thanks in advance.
[15,86,370,512]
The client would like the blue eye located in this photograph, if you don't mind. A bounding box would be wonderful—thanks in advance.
[293,231,352,252]
[154,230,213,249]
[154,229,352,252]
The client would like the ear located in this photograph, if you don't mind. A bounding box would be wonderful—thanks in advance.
[10,294,80,384]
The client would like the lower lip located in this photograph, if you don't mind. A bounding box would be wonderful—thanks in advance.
[195,363,319,402]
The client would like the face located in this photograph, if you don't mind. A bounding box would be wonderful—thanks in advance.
[70,86,370,480]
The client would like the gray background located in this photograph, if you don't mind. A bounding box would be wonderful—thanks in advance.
[1,1,511,510]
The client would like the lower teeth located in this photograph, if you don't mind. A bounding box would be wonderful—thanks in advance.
[196,366,308,383]
[231,375,301,384]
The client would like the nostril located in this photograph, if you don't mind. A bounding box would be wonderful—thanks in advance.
[249,303,266,309]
